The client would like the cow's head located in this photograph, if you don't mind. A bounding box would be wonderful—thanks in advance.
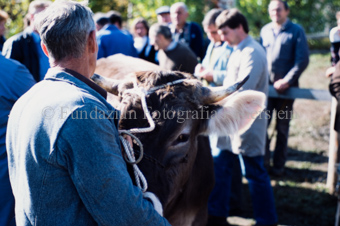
[91,71,265,209]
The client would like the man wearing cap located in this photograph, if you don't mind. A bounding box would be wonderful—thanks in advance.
[156,6,171,24]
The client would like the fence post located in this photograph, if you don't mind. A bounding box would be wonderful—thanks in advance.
[327,97,338,194]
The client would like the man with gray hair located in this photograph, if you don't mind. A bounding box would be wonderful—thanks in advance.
[149,22,198,74]
[6,1,170,225]
[2,0,51,82]
[169,2,204,60]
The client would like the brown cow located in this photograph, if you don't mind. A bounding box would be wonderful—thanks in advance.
[93,55,265,226]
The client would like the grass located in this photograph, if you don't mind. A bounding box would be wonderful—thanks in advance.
[228,52,338,226]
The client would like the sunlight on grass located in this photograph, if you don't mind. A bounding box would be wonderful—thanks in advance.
[299,52,331,89]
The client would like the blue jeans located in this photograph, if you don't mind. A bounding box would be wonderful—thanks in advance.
[208,150,277,225]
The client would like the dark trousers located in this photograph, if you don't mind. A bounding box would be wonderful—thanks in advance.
[265,97,294,169]
[208,151,277,225]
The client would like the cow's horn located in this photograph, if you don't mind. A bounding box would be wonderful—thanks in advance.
[201,75,249,104]
[91,74,120,95]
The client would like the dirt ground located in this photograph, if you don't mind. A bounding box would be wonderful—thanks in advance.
[226,52,338,226]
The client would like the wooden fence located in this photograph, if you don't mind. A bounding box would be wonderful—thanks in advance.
[268,85,337,193]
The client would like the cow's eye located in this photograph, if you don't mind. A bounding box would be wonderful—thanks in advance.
[172,134,190,146]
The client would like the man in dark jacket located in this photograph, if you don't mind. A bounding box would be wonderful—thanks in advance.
[2,0,51,82]
[169,2,204,61]
[260,0,309,176]
[149,23,198,74]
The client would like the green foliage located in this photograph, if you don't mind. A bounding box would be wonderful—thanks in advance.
[127,0,206,29]
[0,0,30,37]
[89,0,128,20]
[237,0,340,38]
[308,37,331,51]
[2,0,340,45]
[237,0,271,36]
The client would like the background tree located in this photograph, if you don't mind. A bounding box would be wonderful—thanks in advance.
[0,0,29,37]
[237,0,340,37]
[1,0,340,48]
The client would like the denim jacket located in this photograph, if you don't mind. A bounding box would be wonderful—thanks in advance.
[6,68,169,226]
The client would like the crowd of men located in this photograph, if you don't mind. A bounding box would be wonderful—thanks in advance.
[0,0,317,225]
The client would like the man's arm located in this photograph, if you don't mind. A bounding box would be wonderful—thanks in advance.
[237,47,267,91]
[189,22,204,59]
[57,106,170,226]
[282,26,309,86]
[2,36,22,62]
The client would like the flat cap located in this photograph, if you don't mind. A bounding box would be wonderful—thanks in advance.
[156,6,170,15]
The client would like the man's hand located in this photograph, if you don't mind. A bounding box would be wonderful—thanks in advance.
[194,64,214,82]
[273,79,290,93]
[325,66,335,78]
[194,63,204,76]
[201,70,214,82]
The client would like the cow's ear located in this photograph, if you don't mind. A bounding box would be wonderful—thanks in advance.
[203,90,266,136]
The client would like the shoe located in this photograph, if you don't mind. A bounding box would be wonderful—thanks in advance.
[206,215,230,226]
[228,207,243,216]
[254,224,278,226]
[269,167,285,177]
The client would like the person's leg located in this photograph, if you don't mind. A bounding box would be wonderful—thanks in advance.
[273,99,294,171]
[229,155,243,216]
[265,97,275,167]
[242,155,277,225]
[208,150,238,224]
[0,156,16,226]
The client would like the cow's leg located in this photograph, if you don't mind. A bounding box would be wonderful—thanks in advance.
[192,205,208,226]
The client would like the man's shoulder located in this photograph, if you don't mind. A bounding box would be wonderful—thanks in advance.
[97,27,128,40]
[188,21,201,30]
[261,22,273,33]
[176,42,191,51]
[239,37,266,60]
[5,30,33,43]
[16,76,109,121]
[0,54,32,85]
[0,54,22,68]
[175,42,197,57]
[330,27,340,42]
[285,20,305,33]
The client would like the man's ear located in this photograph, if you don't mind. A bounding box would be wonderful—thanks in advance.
[184,11,189,20]
[88,30,97,54]
[41,42,49,57]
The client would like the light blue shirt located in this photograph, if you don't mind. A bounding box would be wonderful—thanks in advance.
[201,41,233,86]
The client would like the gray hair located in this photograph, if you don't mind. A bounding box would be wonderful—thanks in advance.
[29,0,51,15]
[149,23,172,40]
[35,0,95,61]
[170,2,188,13]
[202,8,223,28]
